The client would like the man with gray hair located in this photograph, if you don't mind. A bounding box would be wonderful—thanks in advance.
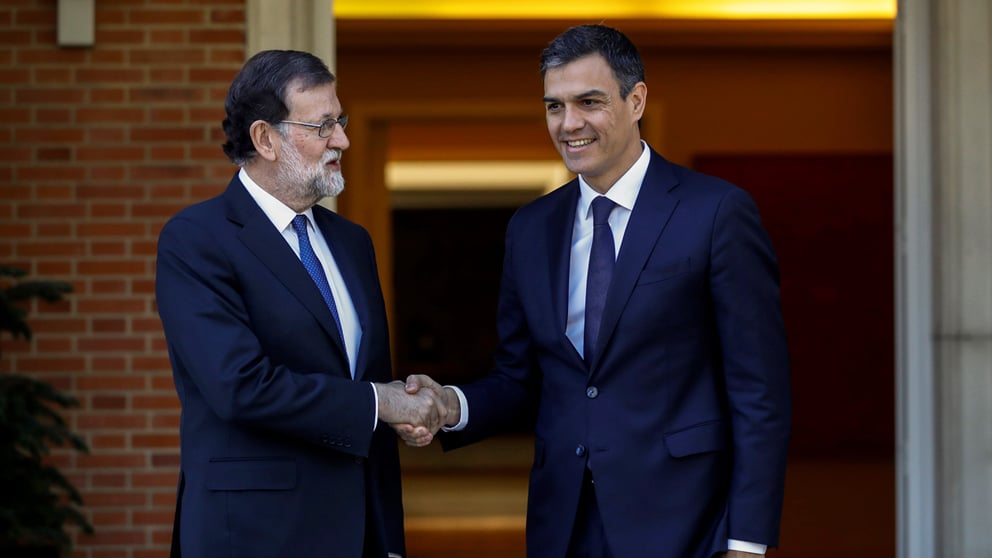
[157,50,446,558]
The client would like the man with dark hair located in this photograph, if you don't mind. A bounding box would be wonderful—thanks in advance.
[402,25,791,558]
[156,50,445,558]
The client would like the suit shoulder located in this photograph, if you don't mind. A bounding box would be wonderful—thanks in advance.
[312,204,373,243]
[510,180,577,223]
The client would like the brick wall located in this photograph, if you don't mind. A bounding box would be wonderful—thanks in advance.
[1,1,245,556]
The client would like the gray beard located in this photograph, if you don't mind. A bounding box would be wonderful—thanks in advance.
[275,142,345,207]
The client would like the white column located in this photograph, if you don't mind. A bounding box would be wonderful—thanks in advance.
[932,0,992,555]
[895,0,937,555]
[898,0,992,556]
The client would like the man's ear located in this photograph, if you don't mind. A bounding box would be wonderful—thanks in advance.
[629,81,647,121]
[249,120,279,162]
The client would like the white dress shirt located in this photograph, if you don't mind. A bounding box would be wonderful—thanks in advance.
[239,168,380,429]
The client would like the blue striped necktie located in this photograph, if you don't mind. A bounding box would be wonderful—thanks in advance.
[291,215,345,345]
[584,196,616,364]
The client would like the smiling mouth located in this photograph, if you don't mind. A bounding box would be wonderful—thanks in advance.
[566,139,594,148]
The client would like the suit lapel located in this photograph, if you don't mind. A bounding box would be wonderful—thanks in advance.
[590,152,680,372]
[312,208,374,381]
[550,181,580,335]
[223,178,350,367]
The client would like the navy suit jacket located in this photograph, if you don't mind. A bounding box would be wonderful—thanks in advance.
[156,175,404,558]
[444,149,791,558]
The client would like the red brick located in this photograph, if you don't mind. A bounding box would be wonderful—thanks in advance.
[91,395,127,410]
[149,29,186,43]
[129,9,205,25]
[76,222,145,238]
[91,88,126,103]
[211,9,245,24]
[15,88,86,104]
[132,433,179,448]
[16,128,86,143]
[132,357,171,374]
[76,297,146,314]
[15,9,56,26]
[78,108,145,124]
[78,375,146,391]
[17,203,86,219]
[0,67,30,82]
[91,473,128,489]
[133,318,166,334]
[88,130,128,144]
[36,184,74,199]
[148,67,185,82]
[148,145,186,162]
[189,29,243,45]
[36,222,73,237]
[133,395,180,410]
[77,259,148,275]
[77,184,144,199]
[150,454,180,470]
[133,472,179,488]
[133,510,175,526]
[149,184,186,198]
[148,108,184,123]
[80,528,147,546]
[16,357,86,373]
[150,376,177,392]
[0,185,32,199]
[131,87,204,103]
[35,338,73,353]
[77,68,145,84]
[133,202,190,217]
[78,454,148,471]
[77,414,148,430]
[89,510,128,527]
[91,355,129,372]
[130,127,204,142]
[78,337,146,352]
[95,29,145,44]
[95,8,127,25]
[37,147,72,161]
[90,204,129,218]
[210,48,244,64]
[91,434,127,449]
[31,318,87,334]
[132,165,204,181]
[0,147,33,163]
[18,241,85,257]
[88,279,128,294]
[135,548,171,558]
[36,261,72,275]
[91,241,128,256]
[129,48,205,65]
[151,413,180,429]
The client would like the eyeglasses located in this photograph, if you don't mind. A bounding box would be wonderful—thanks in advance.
[279,114,349,138]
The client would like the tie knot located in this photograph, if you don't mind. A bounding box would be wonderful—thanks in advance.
[591,196,615,226]
[291,214,309,237]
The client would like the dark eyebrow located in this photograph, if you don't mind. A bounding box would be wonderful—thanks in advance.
[543,89,608,104]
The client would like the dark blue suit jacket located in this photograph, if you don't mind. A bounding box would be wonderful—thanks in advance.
[156,175,404,558]
[444,150,791,558]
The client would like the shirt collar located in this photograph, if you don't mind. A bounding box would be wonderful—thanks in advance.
[577,141,651,218]
[239,168,316,232]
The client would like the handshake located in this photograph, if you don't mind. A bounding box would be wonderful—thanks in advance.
[376,375,461,447]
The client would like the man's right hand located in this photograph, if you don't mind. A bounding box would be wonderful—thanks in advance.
[375,380,448,441]
[389,374,462,447]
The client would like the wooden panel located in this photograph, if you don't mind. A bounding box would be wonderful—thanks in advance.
[694,153,895,458]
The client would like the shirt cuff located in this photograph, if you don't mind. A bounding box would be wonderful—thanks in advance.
[370,382,378,432]
[440,385,469,431]
[728,539,766,555]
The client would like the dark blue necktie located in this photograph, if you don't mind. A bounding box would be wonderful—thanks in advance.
[291,215,345,345]
[584,196,616,364]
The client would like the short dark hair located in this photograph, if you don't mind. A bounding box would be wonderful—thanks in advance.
[222,50,335,165]
[540,24,645,99]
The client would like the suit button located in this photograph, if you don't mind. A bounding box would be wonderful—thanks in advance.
[586,386,599,399]
[575,445,587,457]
